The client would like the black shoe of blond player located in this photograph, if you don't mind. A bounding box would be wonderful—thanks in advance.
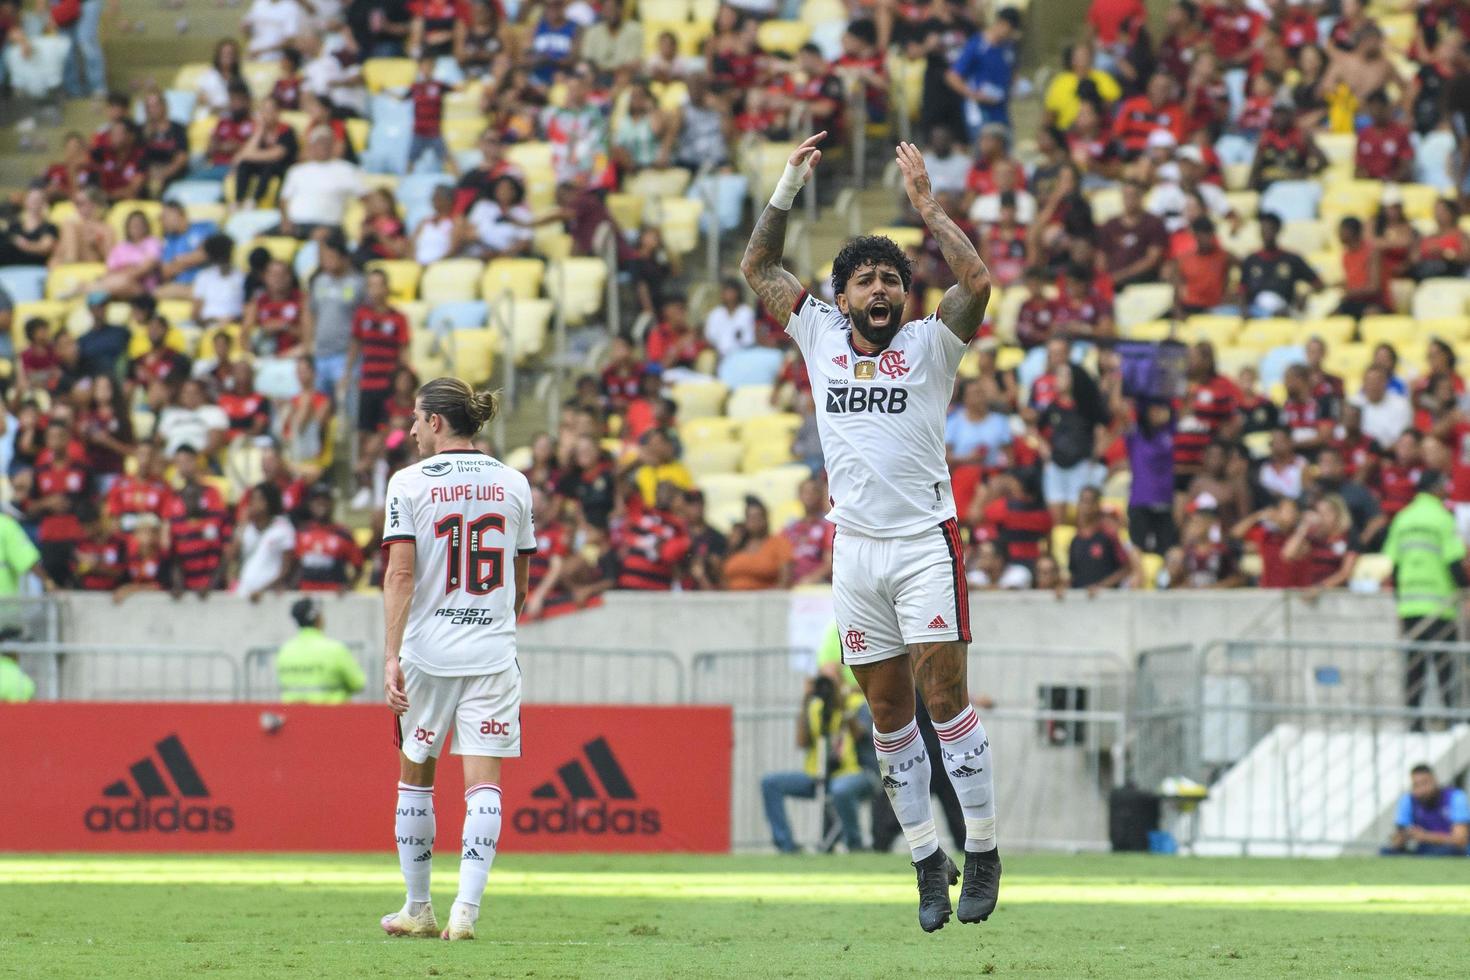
[957,848,1001,923]
[912,849,959,932]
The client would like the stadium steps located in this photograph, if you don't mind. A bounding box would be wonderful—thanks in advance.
[0,0,238,194]
[1191,722,1470,857]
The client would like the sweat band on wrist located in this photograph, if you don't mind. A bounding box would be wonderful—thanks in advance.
[768,158,812,211]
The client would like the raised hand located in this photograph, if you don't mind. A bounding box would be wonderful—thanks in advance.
[895,141,933,212]
[787,131,827,185]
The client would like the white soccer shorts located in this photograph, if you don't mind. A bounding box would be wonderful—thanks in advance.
[831,518,972,666]
[396,662,522,762]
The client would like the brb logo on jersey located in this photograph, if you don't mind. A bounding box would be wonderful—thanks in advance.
[825,386,909,415]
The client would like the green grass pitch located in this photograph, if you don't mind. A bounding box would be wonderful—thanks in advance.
[2,853,1466,978]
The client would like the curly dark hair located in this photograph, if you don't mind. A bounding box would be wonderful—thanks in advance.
[830,235,912,297]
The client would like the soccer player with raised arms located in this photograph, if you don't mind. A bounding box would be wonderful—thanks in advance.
[378,377,536,941]
[742,134,1000,931]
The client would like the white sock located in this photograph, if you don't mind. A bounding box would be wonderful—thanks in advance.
[395,782,435,905]
[455,782,502,916]
[873,718,939,861]
[934,705,997,852]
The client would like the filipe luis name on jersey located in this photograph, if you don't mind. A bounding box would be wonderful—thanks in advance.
[429,483,508,504]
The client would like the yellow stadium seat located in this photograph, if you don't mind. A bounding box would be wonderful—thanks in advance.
[1242,430,1273,460]
[362,58,416,93]
[45,263,104,300]
[1122,320,1173,342]
[1279,218,1330,256]
[184,202,226,227]
[1051,525,1076,569]
[991,286,1029,343]
[658,197,704,255]
[449,328,496,386]
[1088,186,1123,224]
[1139,551,1164,588]
[410,329,451,378]
[158,298,196,330]
[726,385,777,420]
[252,235,300,264]
[107,200,162,240]
[996,345,1025,372]
[1323,341,1373,380]
[771,496,805,530]
[1419,316,1470,342]
[652,80,689,113]
[641,20,708,56]
[669,380,729,420]
[505,141,554,175]
[241,60,282,99]
[494,296,554,362]
[741,439,795,472]
[741,412,803,449]
[1398,184,1441,222]
[482,257,545,301]
[172,62,211,92]
[421,258,486,304]
[1301,316,1355,345]
[606,192,646,231]
[755,19,811,54]
[1316,133,1358,176]
[1236,317,1299,349]
[345,118,370,155]
[1307,251,1343,287]
[870,225,924,250]
[11,299,70,331]
[1412,278,1470,319]
[1114,283,1175,328]
[747,463,811,512]
[746,141,800,195]
[685,442,744,477]
[639,0,691,21]
[1358,314,1417,347]
[366,260,422,301]
[187,115,218,156]
[544,257,608,326]
[441,118,482,153]
[443,87,484,122]
[1183,313,1242,346]
[532,227,573,262]
[1219,218,1262,258]
[681,417,740,447]
[1223,190,1259,217]
[628,167,691,202]
[799,0,846,27]
[1349,551,1393,590]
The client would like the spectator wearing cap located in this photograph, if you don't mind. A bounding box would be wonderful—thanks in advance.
[1355,90,1414,182]
[302,231,365,398]
[278,127,367,240]
[1043,41,1121,130]
[295,484,365,593]
[1098,179,1168,289]
[947,8,1022,134]
[1113,72,1186,158]
[275,597,366,704]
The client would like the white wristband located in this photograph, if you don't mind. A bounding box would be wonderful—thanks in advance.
[768,158,812,211]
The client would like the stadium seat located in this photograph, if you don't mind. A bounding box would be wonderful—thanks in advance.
[1223,190,1259,218]
[726,385,777,420]
[184,202,227,226]
[482,257,545,301]
[410,329,451,378]
[366,260,422,301]
[605,192,646,231]
[1236,318,1298,350]
[745,141,802,196]
[495,296,554,362]
[362,58,416,93]
[685,441,744,477]
[1114,283,1174,329]
[628,167,692,202]
[1322,342,1373,381]
[1349,552,1392,591]
[1242,430,1273,460]
[1183,313,1242,346]
[1278,219,1330,256]
[740,435,796,472]
[45,263,104,300]
[688,172,749,235]
[741,412,802,453]
[746,464,812,513]
[1260,180,1321,221]
[1411,278,1470,319]
[1306,250,1343,287]
[252,236,300,264]
[716,347,784,388]
[0,267,48,304]
[1318,178,1382,223]
[503,445,534,471]
[1415,129,1457,190]
[1088,186,1123,224]
[755,19,811,54]
[223,209,281,244]
[241,60,282,99]
[1418,316,1470,342]
[1219,219,1262,258]
[426,301,489,335]
[1300,316,1355,345]
[421,258,486,304]
[640,0,692,21]
[1121,320,1173,342]
[681,416,740,447]
[1051,526,1075,570]
[1398,183,1441,222]
[171,62,211,92]
[669,380,729,420]
[657,197,704,256]
[1316,132,1357,176]
[162,180,223,206]
[448,328,496,386]
[870,225,924,250]
[1358,314,1417,348]
[544,257,608,326]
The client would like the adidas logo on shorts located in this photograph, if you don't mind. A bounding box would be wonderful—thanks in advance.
[928,615,947,629]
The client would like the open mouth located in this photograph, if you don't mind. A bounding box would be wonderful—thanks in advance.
[867,301,892,327]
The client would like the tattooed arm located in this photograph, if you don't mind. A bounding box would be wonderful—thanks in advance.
[895,141,993,342]
[740,132,825,319]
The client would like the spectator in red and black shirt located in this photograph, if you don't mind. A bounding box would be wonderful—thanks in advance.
[218,361,272,441]
[1355,90,1414,182]
[201,82,256,178]
[524,485,577,619]
[1014,267,1058,350]
[407,55,454,174]
[130,315,191,391]
[975,467,1053,569]
[1068,486,1134,591]
[453,130,522,214]
[1112,72,1186,156]
[140,90,190,199]
[1248,104,1326,190]
[243,260,305,356]
[1205,0,1263,67]
[230,95,301,207]
[166,446,230,522]
[294,485,364,592]
[169,483,229,596]
[1281,364,1333,455]
[70,503,129,592]
[94,121,146,203]
[106,443,175,532]
[25,421,91,585]
[348,267,412,508]
[1305,337,1346,409]
[1230,496,1306,588]
[612,481,692,590]
[566,435,619,530]
[1173,342,1242,486]
[271,46,305,109]
[44,132,97,203]
[1377,430,1425,517]
[1284,495,1359,588]
[783,477,835,585]
[600,335,646,415]
[116,514,170,602]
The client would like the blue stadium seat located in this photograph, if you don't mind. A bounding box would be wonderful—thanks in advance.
[426,300,489,336]
[164,88,197,125]
[164,180,225,206]
[1258,344,1307,389]
[398,173,456,210]
[717,347,785,388]
[0,267,49,304]
[689,172,750,235]
[224,209,281,243]
[1260,180,1322,222]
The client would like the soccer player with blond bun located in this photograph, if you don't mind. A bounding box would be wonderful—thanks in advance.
[379,377,535,942]
[742,134,1000,931]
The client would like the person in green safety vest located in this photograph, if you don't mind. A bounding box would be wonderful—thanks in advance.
[1382,469,1468,729]
[275,597,366,704]
[0,651,35,702]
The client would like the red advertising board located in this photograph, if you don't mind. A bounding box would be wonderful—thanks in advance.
[0,704,731,853]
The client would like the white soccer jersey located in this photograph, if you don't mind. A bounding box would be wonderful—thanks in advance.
[382,450,536,677]
[786,291,968,537]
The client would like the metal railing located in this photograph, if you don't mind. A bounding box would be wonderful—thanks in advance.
[242,642,372,702]
[1133,638,1470,856]
[9,642,240,701]
[517,645,685,704]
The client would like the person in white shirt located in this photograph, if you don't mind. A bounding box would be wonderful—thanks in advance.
[922,126,974,198]
[191,233,246,325]
[967,539,1032,589]
[966,160,1036,224]
[1258,428,1308,500]
[703,278,756,357]
[244,0,307,61]
[158,379,231,458]
[1350,365,1412,449]
[278,127,367,238]
[379,377,535,943]
[413,187,456,265]
[232,482,297,600]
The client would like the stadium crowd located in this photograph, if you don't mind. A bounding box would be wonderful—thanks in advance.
[7,0,1470,614]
